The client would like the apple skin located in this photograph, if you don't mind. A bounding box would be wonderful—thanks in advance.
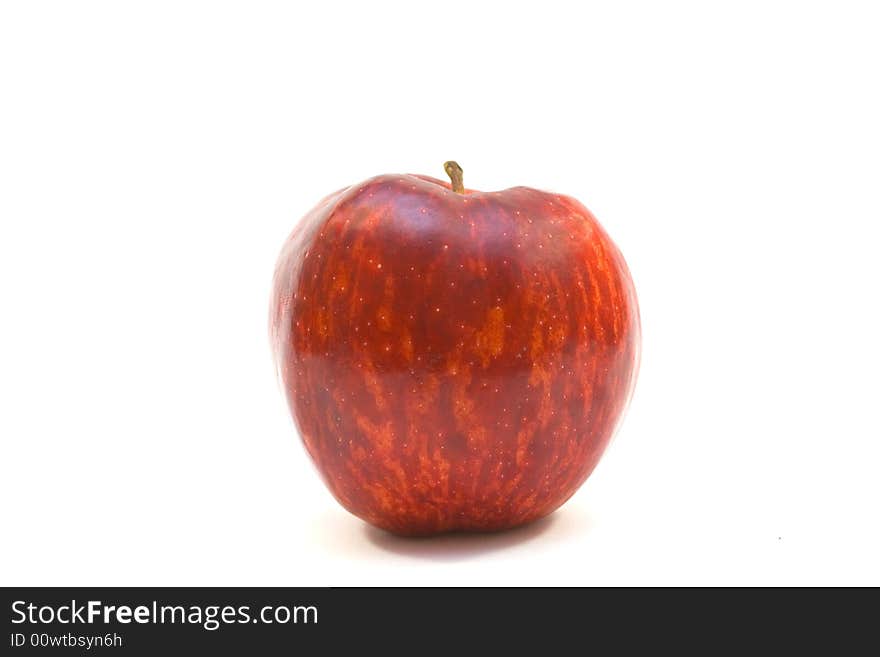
[270,170,640,536]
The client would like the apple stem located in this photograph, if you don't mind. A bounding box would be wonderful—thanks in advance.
[443,161,465,194]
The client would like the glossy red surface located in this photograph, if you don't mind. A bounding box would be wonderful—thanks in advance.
[271,172,640,535]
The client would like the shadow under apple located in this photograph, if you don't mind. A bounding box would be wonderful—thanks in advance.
[363,509,594,562]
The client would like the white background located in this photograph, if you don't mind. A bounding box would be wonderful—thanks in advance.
[2,1,878,586]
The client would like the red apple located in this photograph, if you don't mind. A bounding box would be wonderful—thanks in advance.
[270,162,640,536]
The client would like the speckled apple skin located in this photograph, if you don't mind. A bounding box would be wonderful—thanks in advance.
[270,173,640,536]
